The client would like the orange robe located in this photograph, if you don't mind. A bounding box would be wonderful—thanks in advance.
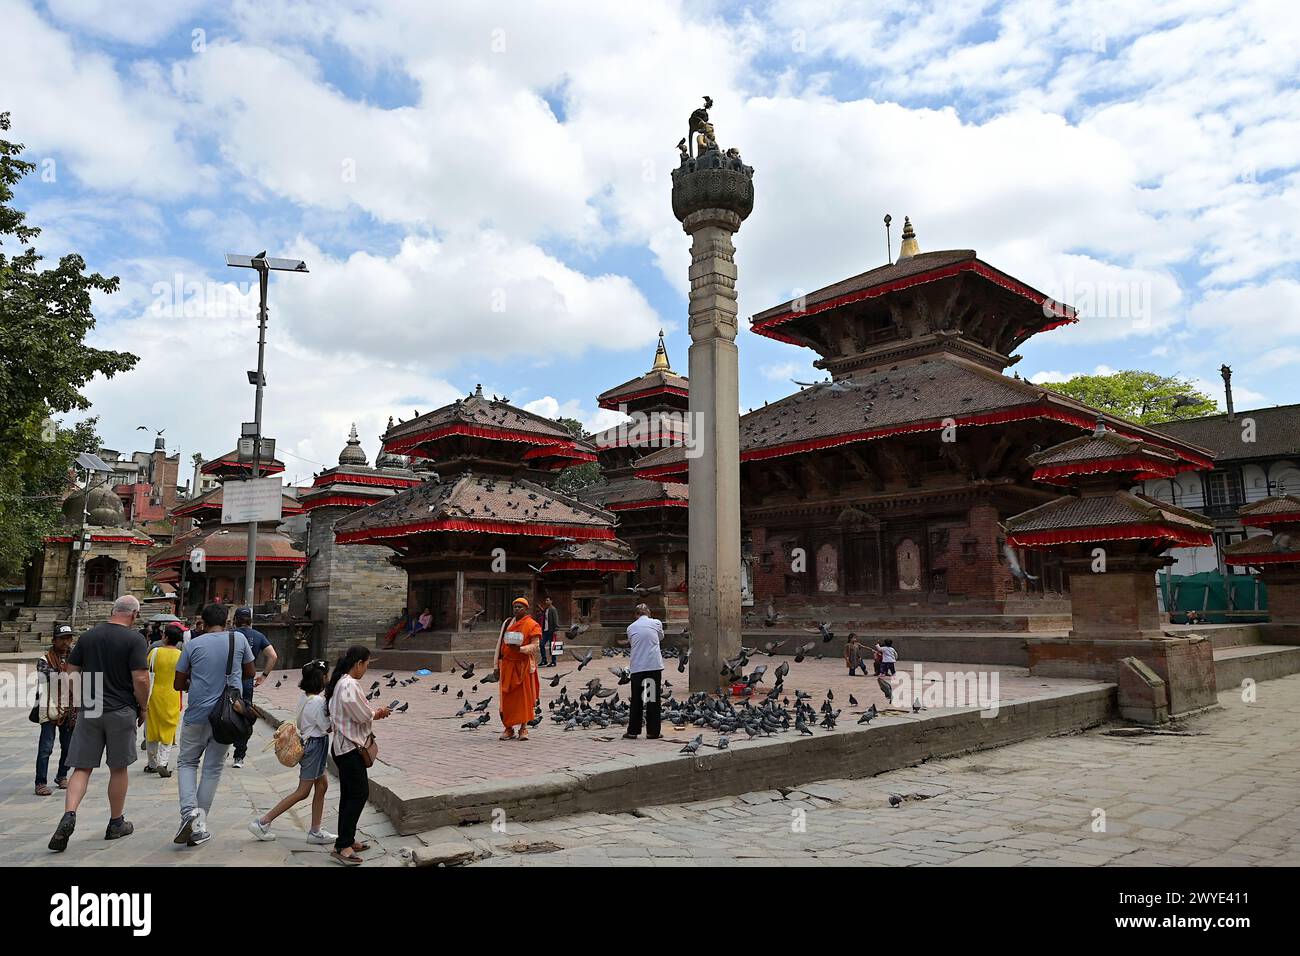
[496,616,541,727]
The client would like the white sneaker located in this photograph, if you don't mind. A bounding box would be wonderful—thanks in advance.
[248,818,275,841]
[232,758,244,769]
[307,828,336,845]
[174,810,202,845]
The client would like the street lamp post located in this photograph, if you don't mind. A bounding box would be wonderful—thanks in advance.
[225,252,308,611]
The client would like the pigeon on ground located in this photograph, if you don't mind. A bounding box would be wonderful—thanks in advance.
[680,734,704,755]
[877,676,893,703]
[913,697,922,713]
[849,693,858,707]
[889,794,902,807]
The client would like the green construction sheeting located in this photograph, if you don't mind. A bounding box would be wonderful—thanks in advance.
[1161,571,1269,624]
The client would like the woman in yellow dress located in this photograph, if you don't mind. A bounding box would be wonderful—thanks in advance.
[145,624,184,777]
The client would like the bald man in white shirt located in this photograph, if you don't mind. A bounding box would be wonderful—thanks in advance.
[623,604,664,740]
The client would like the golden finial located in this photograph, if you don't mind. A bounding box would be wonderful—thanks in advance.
[898,216,920,260]
[650,329,671,372]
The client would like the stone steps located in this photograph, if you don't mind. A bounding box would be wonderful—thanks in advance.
[1213,644,1300,687]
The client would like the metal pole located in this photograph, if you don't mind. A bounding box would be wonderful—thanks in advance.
[69,467,92,627]
[244,262,269,610]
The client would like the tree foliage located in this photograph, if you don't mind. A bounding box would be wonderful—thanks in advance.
[0,113,137,579]
[1045,370,1218,424]
[551,415,604,497]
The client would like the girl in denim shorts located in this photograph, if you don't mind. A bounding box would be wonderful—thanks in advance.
[247,661,336,845]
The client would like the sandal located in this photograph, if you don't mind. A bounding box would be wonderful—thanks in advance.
[330,850,362,866]
[498,730,516,740]
[517,732,530,741]
[352,841,370,852]
[55,778,68,789]
[35,784,53,796]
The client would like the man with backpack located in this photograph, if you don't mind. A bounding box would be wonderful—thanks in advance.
[172,603,255,848]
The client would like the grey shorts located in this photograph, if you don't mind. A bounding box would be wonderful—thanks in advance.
[67,707,139,770]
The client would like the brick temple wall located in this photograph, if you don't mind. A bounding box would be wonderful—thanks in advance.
[307,505,407,657]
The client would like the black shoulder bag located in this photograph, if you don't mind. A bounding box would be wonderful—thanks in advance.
[209,633,254,745]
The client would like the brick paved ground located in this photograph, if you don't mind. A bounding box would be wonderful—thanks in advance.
[416,672,1300,867]
[252,654,1101,791]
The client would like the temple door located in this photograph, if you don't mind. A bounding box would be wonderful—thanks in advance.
[845,534,881,595]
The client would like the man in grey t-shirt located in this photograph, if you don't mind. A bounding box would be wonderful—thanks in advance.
[172,603,255,847]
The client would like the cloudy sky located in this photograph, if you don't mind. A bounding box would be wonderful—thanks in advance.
[5,0,1298,486]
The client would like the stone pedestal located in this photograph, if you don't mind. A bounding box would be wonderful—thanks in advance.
[1028,555,1218,719]
[1261,566,1300,623]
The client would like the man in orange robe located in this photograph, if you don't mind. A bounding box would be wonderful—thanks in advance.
[494,597,542,740]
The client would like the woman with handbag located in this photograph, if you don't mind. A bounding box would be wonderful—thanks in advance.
[493,597,542,742]
[34,625,77,796]
[325,646,390,866]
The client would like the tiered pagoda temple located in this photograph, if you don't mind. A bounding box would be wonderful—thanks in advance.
[1226,495,1300,628]
[333,387,633,668]
[581,332,691,632]
[1006,422,1217,721]
[298,424,422,656]
[148,449,306,612]
[635,223,1216,638]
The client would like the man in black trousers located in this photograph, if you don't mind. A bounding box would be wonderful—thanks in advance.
[623,603,663,740]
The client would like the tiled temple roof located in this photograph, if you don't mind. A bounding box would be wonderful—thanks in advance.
[1237,494,1300,528]
[333,471,617,546]
[1026,430,1185,484]
[1004,490,1213,547]
[1148,404,1300,462]
[1224,531,1300,564]
[200,451,286,477]
[580,477,688,510]
[633,356,1215,478]
[539,537,638,573]
[596,368,690,410]
[171,483,305,519]
[148,526,305,570]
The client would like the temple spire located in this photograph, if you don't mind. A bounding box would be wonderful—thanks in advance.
[897,216,920,259]
[650,329,671,372]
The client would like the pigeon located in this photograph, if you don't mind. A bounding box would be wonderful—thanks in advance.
[877,676,893,703]
[566,621,590,640]
[452,657,476,679]
[849,693,858,706]
[764,599,780,627]
[889,794,902,807]
[677,650,690,673]
[626,581,663,596]
[795,717,814,736]
[574,649,594,671]
[716,735,730,750]
[826,688,834,701]
[793,641,816,663]
[762,640,787,656]
[394,702,409,713]
[680,734,704,755]
[913,697,922,713]
[1003,544,1038,581]
[461,608,486,628]
[801,621,834,643]
[480,670,499,684]
[774,661,790,681]
[610,666,632,686]
[547,671,572,687]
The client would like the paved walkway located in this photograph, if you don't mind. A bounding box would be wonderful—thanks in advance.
[411,673,1300,867]
[0,663,409,867]
[252,655,1101,792]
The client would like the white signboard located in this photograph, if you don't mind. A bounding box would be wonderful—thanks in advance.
[221,476,284,524]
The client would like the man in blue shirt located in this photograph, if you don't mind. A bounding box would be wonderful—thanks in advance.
[231,607,278,768]
[173,603,254,847]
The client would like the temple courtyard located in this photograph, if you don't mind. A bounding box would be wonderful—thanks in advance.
[1,658,1297,867]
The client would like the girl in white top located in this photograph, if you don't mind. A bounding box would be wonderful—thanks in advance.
[247,660,336,844]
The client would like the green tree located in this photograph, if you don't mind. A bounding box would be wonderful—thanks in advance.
[1045,370,1217,424]
[0,112,137,579]
[551,416,604,497]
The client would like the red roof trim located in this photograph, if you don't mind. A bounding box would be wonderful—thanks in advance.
[1032,458,1181,484]
[149,554,307,570]
[1240,512,1300,529]
[200,457,285,476]
[1224,550,1300,565]
[300,494,383,511]
[540,559,638,573]
[608,498,688,511]
[384,423,573,456]
[44,533,153,547]
[335,519,616,546]
[635,462,690,480]
[751,261,1077,340]
[313,472,422,489]
[1007,523,1213,548]
[597,385,690,410]
[521,445,599,464]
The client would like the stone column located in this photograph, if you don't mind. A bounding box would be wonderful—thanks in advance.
[684,209,742,691]
[671,140,754,693]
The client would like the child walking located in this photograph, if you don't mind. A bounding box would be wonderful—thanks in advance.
[247,661,335,844]
[875,638,898,676]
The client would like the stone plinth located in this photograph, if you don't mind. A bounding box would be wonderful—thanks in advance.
[1261,566,1300,623]
[1062,555,1171,641]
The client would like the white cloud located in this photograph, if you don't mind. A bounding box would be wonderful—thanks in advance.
[44,0,207,45]
[2,1,214,197]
